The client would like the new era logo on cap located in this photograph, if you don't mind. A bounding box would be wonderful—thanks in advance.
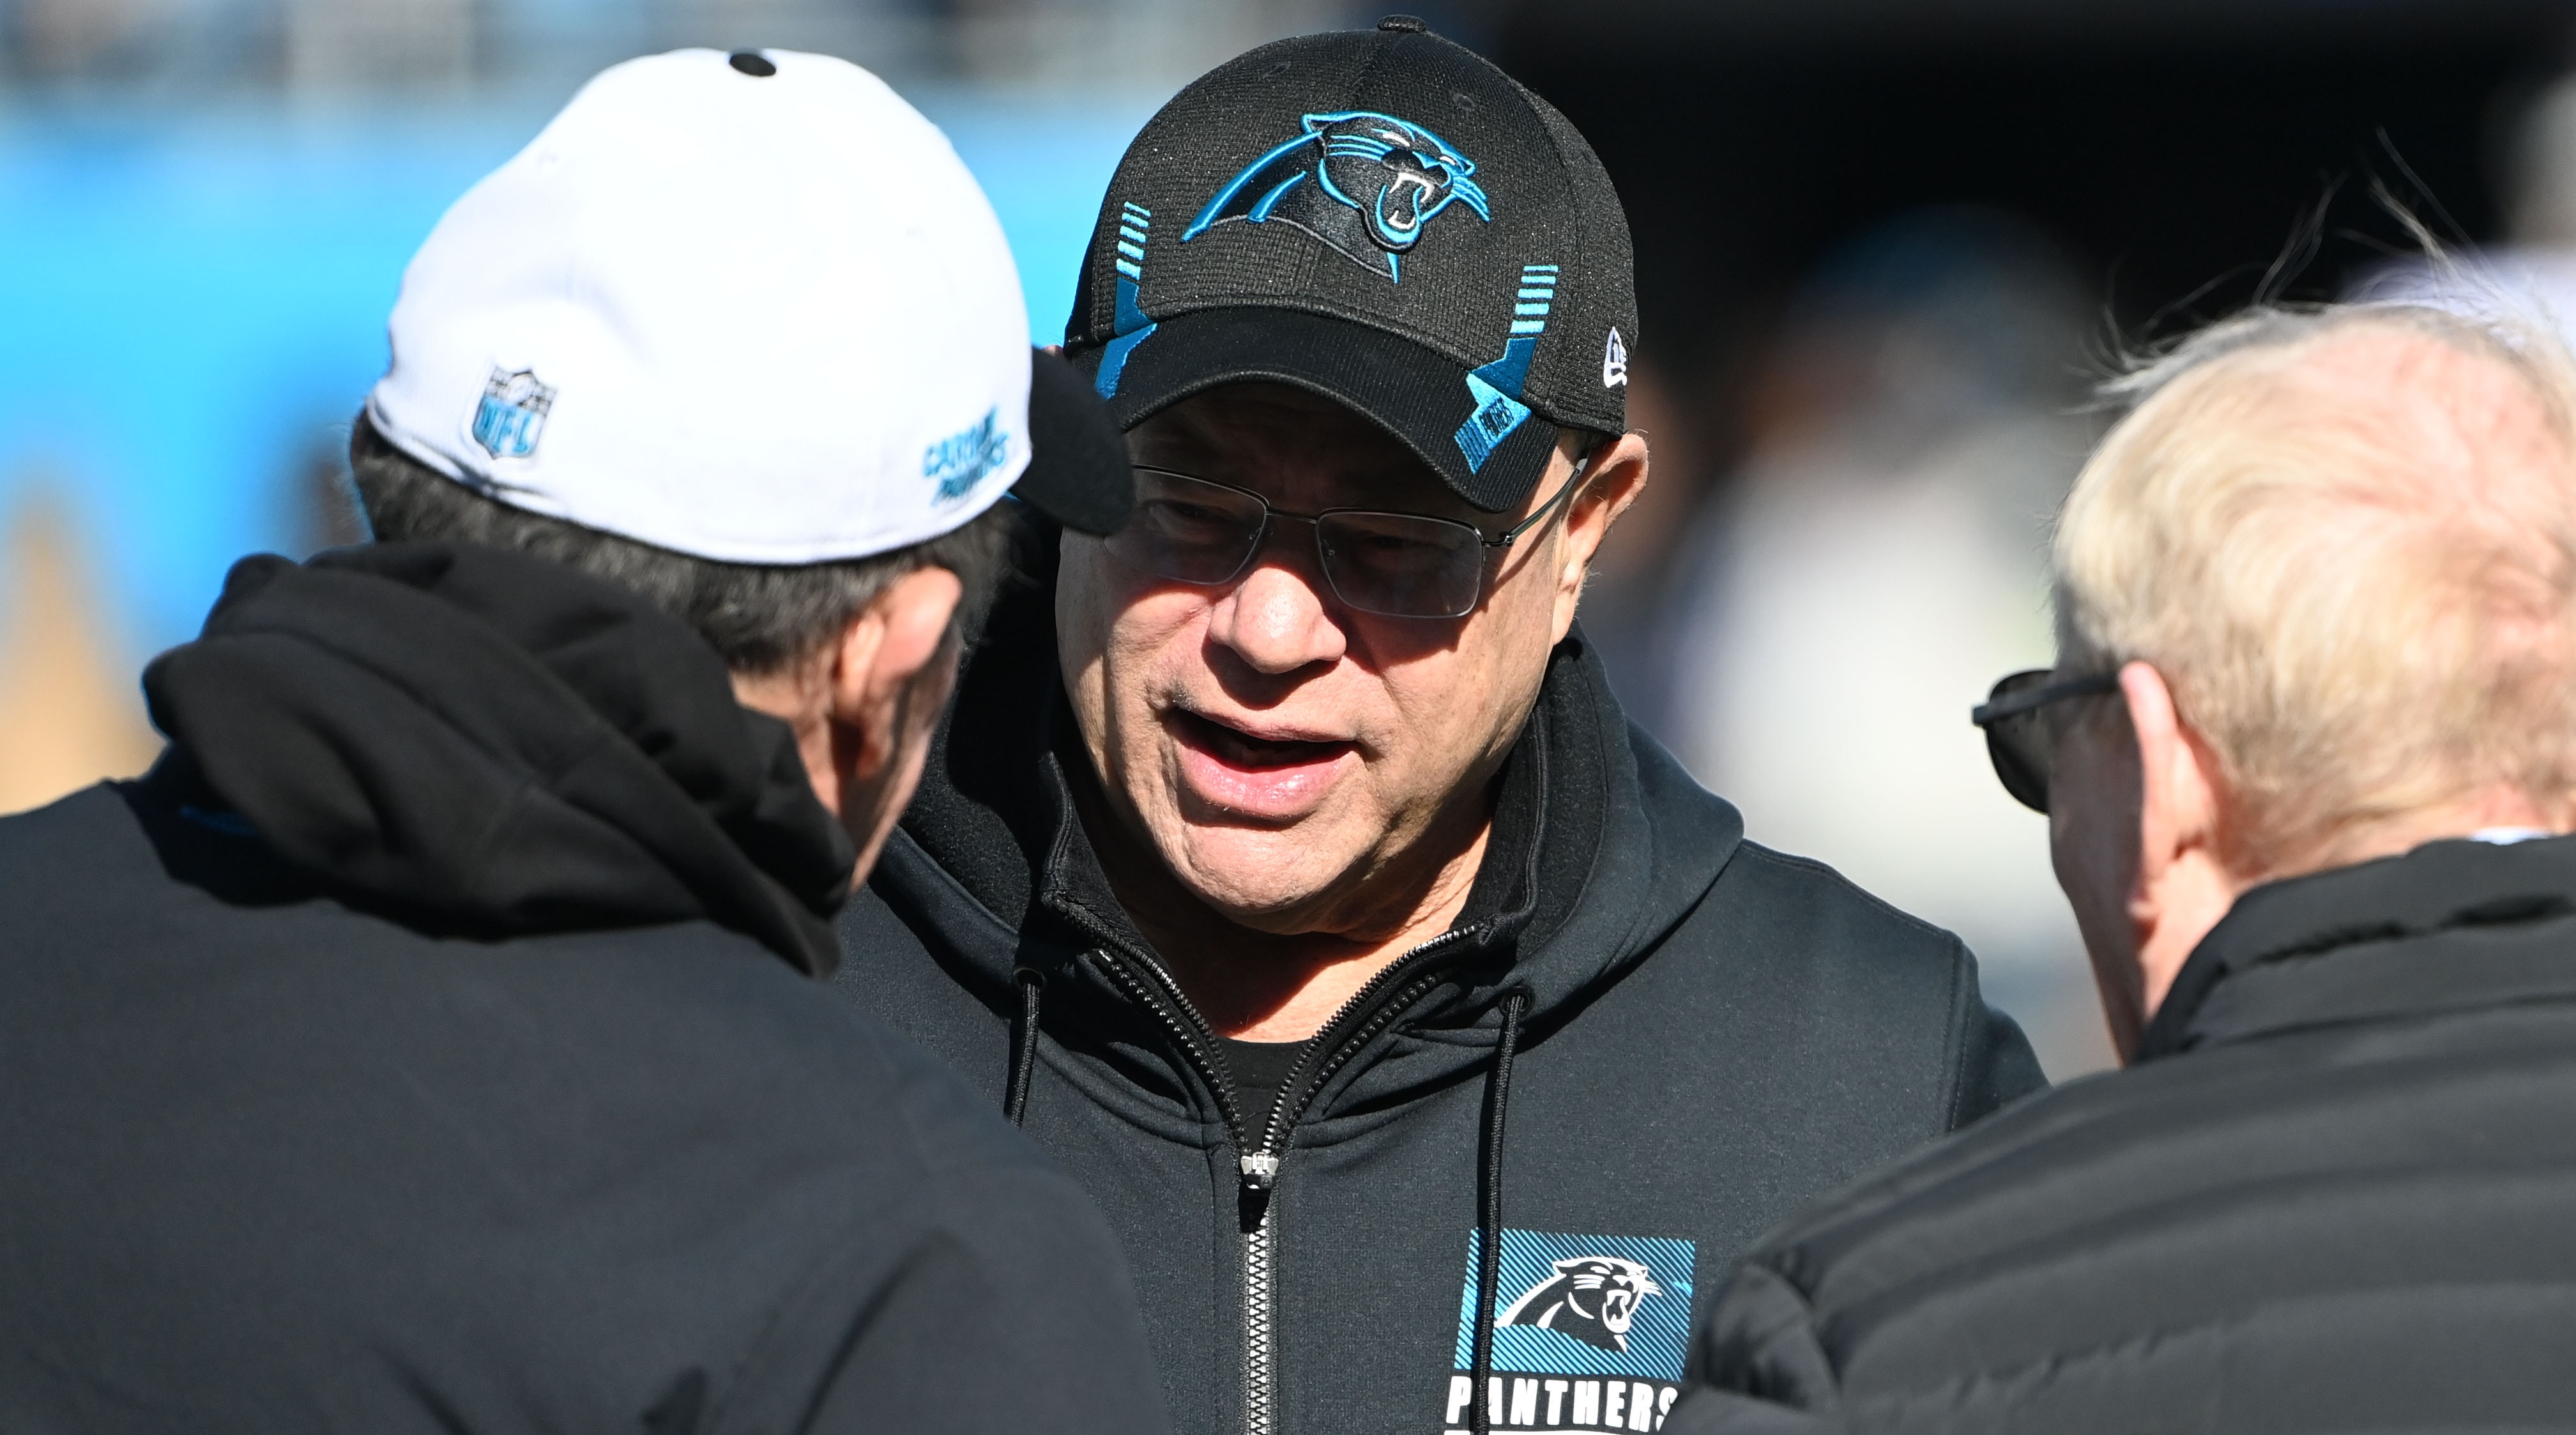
[1063,16,1636,514]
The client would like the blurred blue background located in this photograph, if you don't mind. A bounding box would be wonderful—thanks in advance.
[0,94,1154,655]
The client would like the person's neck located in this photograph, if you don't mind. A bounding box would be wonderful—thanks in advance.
[1074,778,1493,1043]
[2121,785,2571,1059]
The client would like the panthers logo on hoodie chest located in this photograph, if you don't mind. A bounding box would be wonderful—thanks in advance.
[1444,1227,1696,1433]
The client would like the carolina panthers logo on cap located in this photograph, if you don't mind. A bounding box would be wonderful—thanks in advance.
[1498,1257,1663,1353]
[471,367,555,461]
[1182,111,1490,282]
[923,408,1009,503]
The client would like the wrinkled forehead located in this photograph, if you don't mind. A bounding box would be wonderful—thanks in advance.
[1126,381,1475,519]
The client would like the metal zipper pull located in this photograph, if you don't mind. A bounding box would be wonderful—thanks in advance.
[1239,1151,1280,1192]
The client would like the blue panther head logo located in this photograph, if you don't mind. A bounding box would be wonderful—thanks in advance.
[1182,111,1491,282]
[1497,1257,1665,1354]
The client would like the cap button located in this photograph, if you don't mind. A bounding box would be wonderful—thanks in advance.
[727,50,777,77]
[1377,13,1430,33]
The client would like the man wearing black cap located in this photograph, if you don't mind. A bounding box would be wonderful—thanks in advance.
[832,19,2043,1435]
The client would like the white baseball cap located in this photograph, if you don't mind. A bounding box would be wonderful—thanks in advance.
[367,47,1127,562]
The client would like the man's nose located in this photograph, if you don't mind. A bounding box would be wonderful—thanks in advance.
[1205,537,1347,675]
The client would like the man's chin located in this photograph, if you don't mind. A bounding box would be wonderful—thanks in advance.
[1161,822,1362,931]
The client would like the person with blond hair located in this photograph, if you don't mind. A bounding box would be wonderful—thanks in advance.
[1670,301,2576,1432]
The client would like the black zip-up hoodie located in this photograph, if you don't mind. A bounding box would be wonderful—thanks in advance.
[832,574,2045,1435]
[0,544,1168,1435]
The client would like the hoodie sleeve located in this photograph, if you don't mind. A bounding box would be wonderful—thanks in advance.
[1945,941,2049,1128]
[720,1158,1172,1435]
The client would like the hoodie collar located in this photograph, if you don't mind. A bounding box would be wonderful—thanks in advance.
[2138,833,2576,1060]
[142,543,855,974]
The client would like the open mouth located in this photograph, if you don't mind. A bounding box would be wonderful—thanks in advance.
[1170,710,1353,770]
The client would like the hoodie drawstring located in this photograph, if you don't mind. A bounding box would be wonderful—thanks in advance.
[1006,958,1532,1431]
[1469,987,1530,1435]
[1005,966,1046,1126]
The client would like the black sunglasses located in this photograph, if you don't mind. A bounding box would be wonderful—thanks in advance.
[1101,457,1592,620]
[1970,668,2121,813]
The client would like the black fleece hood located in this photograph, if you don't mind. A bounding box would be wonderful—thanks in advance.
[142,543,855,974]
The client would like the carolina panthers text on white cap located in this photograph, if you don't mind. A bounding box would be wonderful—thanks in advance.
[366,49,1031,564]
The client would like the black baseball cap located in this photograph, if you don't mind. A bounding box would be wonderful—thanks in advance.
[1062,15,1637,514]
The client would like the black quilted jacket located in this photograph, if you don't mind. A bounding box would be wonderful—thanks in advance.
[1675,832,2576,1435]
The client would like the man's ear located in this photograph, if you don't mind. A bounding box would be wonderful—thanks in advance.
[2119,659,2237,1018]
[827,566,966,787]
[1550,431,1650,640]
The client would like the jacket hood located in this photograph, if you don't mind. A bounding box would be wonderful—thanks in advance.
[142,542,855,974]
[886,572,1744,1104]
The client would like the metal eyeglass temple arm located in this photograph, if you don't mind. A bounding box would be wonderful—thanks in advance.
[1486,447,1599,550]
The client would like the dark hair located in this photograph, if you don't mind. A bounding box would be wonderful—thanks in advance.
[348,411,1020,675]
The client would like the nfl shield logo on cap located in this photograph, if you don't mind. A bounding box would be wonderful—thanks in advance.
[471,367,556,461]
